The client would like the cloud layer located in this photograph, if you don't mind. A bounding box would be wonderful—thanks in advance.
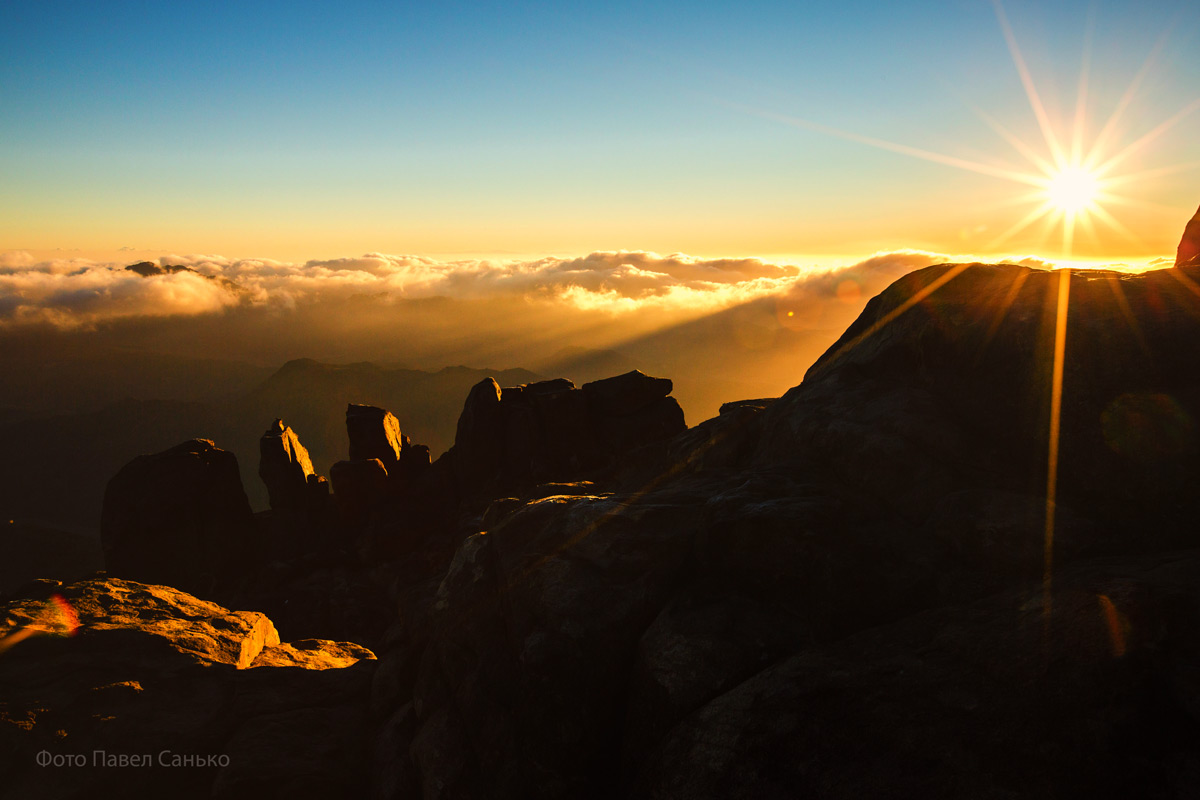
[0,248,1063,331]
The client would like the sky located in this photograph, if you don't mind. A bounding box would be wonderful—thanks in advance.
[2,0,1197,267]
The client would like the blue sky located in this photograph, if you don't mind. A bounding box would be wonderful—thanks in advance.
[2,0,1196,262]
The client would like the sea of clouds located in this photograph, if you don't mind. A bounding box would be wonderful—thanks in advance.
[0,249,1070,331]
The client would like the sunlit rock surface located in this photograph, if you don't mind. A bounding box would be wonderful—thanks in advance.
[0,578,375,799]
[258,418,320,512]
[250,638,375,670]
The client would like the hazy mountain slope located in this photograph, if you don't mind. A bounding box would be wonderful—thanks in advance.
[0,360,541,532]
[612,295,846,422]
[0,337,272,417]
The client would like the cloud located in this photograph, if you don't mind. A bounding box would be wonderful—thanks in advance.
[0,248,1078,332]
[0,251,36,270]
[0,261,242,329]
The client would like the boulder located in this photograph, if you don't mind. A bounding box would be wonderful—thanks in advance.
[2,577,279,669]
[101,439,258,597]
[329,458,389,523]
[258,419,318,512]
[408,490,701,798]
[1177,204,1200,266]
[446,372,685,509]
[597,395,685,456]
[0,578,376,800]
[756,263,1200,540]
[250,639,376,670]
[451,378,505,497]
[346,404,405,473]
[634,550,1200,799]
[581,370,672,416]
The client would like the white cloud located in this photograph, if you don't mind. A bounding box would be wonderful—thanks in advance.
[0,248,1069,330]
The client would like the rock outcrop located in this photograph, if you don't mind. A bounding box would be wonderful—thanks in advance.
[258,418,323,512]
[0,578,375,799]
[756,262,1200,542]
[100,439,258,598]
[329,457,390,523]
[446,370,686,506]
[346,404,405,471]
[1178,204,1200,266]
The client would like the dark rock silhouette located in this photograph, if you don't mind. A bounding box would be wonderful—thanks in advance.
[329,457,390,523]
[757,262,1200,538]
[1178,204,1200,266]
[124,260,198,277]
[258,418,321,512]
[445,370,686,506]
[346,403,405,470]
[636,550,1200,799]
[580,369,671,415]
[100,439,257,598]
[398,263,1200,799]
[450,376,505,499]
[0,357,537,533]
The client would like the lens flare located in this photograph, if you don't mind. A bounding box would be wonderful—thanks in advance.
[0,594,81,656]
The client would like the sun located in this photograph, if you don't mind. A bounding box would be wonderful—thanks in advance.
[752,0,1198,258]
[1043,167,1101,215]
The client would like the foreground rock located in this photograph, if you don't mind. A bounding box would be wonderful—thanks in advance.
[0,578,374,799]
[757,262,1200,544]
[393,262,1200,798]
[635,548,1200,799]
[101,439,258,599]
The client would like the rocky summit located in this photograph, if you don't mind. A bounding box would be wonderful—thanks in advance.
[7,222,1200,798]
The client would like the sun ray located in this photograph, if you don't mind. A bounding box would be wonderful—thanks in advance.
[1158,270,1200,326]
[1097,193,1191,217]
[1062,210,1077,255]
[971,106,1058,176]
[1033,208,1067,254]
[1087,204,1144,248]
[1102,273,1151,356]
[1070,7,1095,167]
[740,2,1184,259]
[991,0,1067,168]
[1094,97,1200,178]
[806,263,973,380]
[1084,28,1171,171]
[1075,203,1102,251]
[987,200,1058,251]
[979,269,1031,351]
[1101,160,1200,188]
[743,106,1045,187]
[1043,268,1071,634]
